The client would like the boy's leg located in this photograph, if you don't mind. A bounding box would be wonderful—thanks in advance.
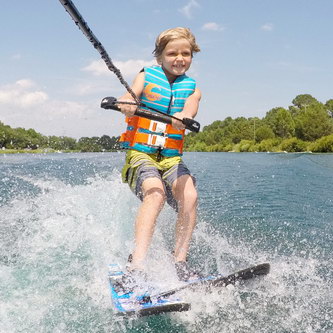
[171,174,198,262]
[130,177,166,270]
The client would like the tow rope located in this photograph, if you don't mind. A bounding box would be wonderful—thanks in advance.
[59,0,200,133]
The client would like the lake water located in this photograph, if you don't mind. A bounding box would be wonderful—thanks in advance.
[1,152,332,332]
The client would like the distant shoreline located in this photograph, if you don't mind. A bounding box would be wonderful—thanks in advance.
[1,149,331,155]
[0,149,80,154]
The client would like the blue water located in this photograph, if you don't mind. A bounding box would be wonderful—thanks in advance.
[0,152,332,332]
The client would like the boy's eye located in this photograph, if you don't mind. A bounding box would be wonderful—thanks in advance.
[167,52,176,56]
[166,51,191,57]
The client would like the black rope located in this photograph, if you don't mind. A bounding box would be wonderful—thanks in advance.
[59,0,201,133]
[59,0,140,105]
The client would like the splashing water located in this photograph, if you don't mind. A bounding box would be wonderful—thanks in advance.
[0,152,332,332]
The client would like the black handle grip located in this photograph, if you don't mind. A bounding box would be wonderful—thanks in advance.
[100,96,121,111]
[100,97,200,133]
[182,118,200,133]
[135,108,172,125]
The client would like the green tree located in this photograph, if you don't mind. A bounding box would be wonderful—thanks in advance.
[325,99,333,117]
[0,122,10,148]
[191,141,209,152]
[256,138,281,152]
[227,117,253,144]
[26,128,47,148]
[98,135,113,151]
[61,136,77,150]
[292,94,318,108]
[97,135,121,151]
[264,107,295,138]
[255,125,275,142]
[78,137,102,152]
[294,103,333,141]
[279,138,307,152]
[308,134,333,152]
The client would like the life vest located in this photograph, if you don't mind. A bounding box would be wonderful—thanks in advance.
[120,66,196,157]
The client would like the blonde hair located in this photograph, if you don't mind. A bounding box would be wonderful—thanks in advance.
[153,27,200,62]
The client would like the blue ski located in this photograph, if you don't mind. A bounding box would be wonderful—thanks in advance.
[108,262,270,317]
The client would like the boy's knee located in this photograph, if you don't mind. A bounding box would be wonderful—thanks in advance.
[186,187,198,206]
[143,187,166,205]
[177,187,197,211]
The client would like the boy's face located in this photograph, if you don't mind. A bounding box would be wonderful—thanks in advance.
[158,38,192,82]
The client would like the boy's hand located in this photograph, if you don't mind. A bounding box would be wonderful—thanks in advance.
[117,72,145,117]
[171,112,186,130]
[117,99,137,117]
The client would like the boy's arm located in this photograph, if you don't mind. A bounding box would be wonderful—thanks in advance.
[117,72,145,117]
[172,88,201,129]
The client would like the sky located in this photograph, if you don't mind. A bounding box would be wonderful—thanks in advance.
[1,0,333,139]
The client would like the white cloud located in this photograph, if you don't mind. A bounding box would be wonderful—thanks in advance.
[261,23,274,31]
[0,79,48,108]
[0,79,124,138]
[71,81,117,96]
[115,59,156,77]
[16,79,35,89]
[20,91,49,107]
[81,60,109,76]
[178,0,200,19]
[201,22,224,31]
[1,97,123,138]
[82,59,156,77]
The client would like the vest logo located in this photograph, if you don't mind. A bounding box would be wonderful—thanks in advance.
[143,83,162,101]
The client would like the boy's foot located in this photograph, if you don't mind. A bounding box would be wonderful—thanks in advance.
[175,261,202,282]
[114,269,148,294]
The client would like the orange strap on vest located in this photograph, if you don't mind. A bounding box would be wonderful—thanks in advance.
[120,116,184,153]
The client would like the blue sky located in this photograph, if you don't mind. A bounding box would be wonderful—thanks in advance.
[1,0,333,138]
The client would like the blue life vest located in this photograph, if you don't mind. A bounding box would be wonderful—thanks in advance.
[120,66,196,157]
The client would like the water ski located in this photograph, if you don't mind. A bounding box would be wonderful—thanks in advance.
[108,264,190,317]
[108,262,270,317]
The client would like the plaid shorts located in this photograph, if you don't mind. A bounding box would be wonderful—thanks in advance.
[122,150,195,211]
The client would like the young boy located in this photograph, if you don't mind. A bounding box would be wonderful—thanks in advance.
[117,27,201,283]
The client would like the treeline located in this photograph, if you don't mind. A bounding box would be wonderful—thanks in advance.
[184,94,333,153]
[2,94,333,153]
[0,122,121,152]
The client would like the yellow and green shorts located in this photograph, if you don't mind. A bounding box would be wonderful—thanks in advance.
[122,150,195,210]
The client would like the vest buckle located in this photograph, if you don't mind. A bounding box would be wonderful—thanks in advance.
[147,134,166,148]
